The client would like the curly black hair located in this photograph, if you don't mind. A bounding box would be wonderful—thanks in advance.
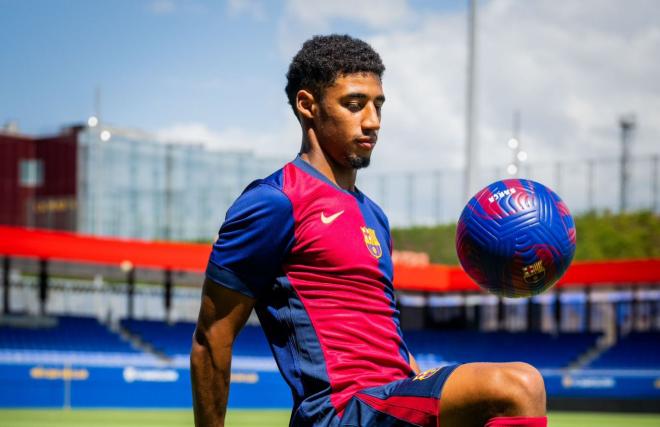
[285,34,385,117]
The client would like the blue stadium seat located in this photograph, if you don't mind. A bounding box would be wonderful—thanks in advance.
[404,330,600,369]
[120,319,271,357]
[589,332,660,369]
[0,315,138,353]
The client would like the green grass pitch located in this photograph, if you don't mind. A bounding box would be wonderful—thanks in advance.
[0,409,659,426]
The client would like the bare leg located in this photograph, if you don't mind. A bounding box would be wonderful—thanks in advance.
[438,362,546,427]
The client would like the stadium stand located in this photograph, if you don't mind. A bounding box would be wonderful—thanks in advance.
[120,319,271,357]
[589,331,660,369]
[404,330,601,368]
[120,319,194,356]
[0,315,137,353]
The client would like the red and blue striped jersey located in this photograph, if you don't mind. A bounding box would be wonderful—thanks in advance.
[206,156,414,426]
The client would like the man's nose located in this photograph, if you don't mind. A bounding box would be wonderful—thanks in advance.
[362,103,381,131]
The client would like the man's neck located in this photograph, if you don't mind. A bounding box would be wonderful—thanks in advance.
[299,135,357,192]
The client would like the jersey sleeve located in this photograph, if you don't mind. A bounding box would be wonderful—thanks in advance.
[205,181,295,298]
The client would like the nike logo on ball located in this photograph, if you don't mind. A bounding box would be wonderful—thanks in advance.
[321,210,344,224]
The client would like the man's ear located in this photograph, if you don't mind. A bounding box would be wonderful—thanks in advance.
[296,89,316,120]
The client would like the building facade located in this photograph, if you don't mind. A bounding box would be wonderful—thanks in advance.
[1,124,285,241]
[0,128,79,231]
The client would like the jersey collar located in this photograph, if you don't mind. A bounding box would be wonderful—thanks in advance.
[292,155,363,198]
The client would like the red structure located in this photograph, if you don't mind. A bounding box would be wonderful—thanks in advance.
[0,128,79,230]
[1,226,658,292]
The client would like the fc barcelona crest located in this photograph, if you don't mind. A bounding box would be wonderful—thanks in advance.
[413,367,441,381]
[360,226,382,259]
[522,260,546,284]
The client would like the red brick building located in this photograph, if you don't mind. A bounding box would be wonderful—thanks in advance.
[0,127,79,230]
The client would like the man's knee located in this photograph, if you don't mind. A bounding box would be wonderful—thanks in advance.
[486,362,546,415]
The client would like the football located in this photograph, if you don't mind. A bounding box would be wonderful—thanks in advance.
[456,179,577,297]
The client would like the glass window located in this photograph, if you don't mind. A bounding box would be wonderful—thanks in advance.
[19,159,44,187]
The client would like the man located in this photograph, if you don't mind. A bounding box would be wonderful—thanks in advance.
[191,34,547,427]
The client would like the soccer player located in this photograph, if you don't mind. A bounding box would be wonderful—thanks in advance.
[191,34,547,427]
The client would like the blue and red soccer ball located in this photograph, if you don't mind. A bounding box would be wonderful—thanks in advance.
[456,179,576,298]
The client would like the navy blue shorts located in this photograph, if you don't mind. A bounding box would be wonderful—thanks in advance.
[340,364,461,427]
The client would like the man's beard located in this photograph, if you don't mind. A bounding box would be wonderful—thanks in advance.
[347,154,371,169]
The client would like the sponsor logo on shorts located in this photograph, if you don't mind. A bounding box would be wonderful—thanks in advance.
[413,367,441,381]
[361,226,382,259]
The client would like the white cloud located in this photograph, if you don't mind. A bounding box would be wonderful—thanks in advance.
[159,0,660,187]
[361,0,660,177]
[147,0,208,16]
[476,0,660,163]
[366,13,468,172]
[143,0,659,223]
[284,0,414,30]
[155,119,300,159]
[277,0,417,57]
[227,0,267,22]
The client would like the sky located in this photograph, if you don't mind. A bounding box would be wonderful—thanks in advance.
[2,0,659,176]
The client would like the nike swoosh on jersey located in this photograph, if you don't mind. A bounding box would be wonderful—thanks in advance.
[321,210,345,224]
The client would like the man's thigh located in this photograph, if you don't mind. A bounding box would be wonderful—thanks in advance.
[438,362,546,427]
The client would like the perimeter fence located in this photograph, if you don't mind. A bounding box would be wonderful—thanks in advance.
[359,155,659,227]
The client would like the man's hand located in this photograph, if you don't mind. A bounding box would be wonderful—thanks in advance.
[191,278,255,427]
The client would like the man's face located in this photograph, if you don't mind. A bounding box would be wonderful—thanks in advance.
[313,72,384,170]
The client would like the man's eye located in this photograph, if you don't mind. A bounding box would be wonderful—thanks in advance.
[346,102,362,112]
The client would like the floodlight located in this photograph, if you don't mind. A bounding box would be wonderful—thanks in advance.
[120,260,133,272]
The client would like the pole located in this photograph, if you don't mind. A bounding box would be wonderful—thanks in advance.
[619,115,636,213]
[39,259,48,316]
[464,0,478,201]
[512,111,521,175]
[127,268,135,320]
[406,173,414,226]
[63,362,71,410]
[632,286,640,332]
[95,134,103,235]
[652,154,659,213]
[462,292,470,329]
[554,290,562,333]
[587,159,595,212]
[164,144,173,240]
[93,87,104,236]
[94,86,102,121]
[585,288,592,332]
[433,171,442,224]
[555,162,562,196]
[498,297,506,331]
[3,257,9,315]
[473,298,482,331]
[164,269,173,323]
[378,174,387,212]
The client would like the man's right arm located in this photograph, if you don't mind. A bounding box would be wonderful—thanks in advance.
[190,277,256,427]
